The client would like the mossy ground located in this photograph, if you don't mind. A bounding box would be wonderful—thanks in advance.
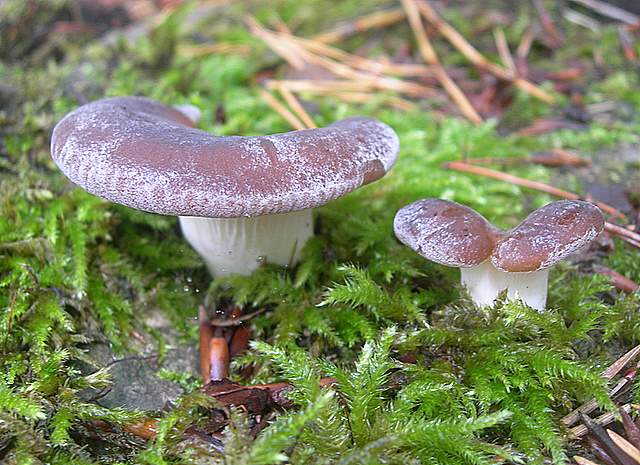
[1,1,640,464]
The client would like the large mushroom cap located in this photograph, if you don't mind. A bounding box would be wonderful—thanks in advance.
[51,96,399,218]
[393,199,502,267]
[491,200,604,273]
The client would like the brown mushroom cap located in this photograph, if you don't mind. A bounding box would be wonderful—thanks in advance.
[393,199,503,267]
[51,96,399,217]
[491,200,604,272]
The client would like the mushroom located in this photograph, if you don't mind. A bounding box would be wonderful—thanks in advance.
[51,96,399,276]
[393,199,604,310]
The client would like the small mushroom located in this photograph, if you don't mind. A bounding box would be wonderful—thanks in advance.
[394,199,604,310]
[51,96,399,276]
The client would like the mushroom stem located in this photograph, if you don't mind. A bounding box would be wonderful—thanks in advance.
[460,260,549,310]
[179,209,313,276]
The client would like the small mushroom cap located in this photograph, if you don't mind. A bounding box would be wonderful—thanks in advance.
[51,96,399,218]
[393,199,502,267]
[491,200,604,273]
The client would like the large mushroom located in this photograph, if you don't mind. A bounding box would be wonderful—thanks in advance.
[393,199,604,310]
[51,96,399,276]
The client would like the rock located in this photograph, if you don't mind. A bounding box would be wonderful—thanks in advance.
[83,310,199,412]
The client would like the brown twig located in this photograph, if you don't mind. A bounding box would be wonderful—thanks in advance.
[608,430,640,463]
[620,407,640,449]
[532,0,564,47]
[603,345,640,380]
[209,334,230,381]
[402,0,482,124]
[515,26,534,77]
[568,0,639,25]
[588,437,619,465]
[444,161,626,219]
[573,456,604,465]
[493,28,516,76]
[279,32,437,78]
[259,89,306,130]
[579,413,638,465]
[229,325,251,357]
[199,306,215,382]
[563,366,638,427]
[618,26,637,61]
[593,265,639,293]
[466,150,589,168]
[415,0,555,103]
[245,16,306,69]
[248,17,439,99]
[272,79,418,110]
[274,83,317,129]
[569,404,634,438]
[604,223,640,249]
[312,8,406,44]
[209,307,268,327]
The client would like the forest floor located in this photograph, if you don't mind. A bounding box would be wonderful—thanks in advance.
[1,0,640,464]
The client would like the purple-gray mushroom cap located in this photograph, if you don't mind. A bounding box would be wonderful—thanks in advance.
[50,96,400,218]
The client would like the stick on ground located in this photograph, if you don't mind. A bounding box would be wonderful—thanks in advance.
[312,8,406,44]
[416,0,555,103]
[402,0,482,124]
[444,161,626,219]
[259,89,307,130]
[274,83,317,129]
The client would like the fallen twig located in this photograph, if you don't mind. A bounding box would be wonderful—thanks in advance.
[416,0,555,103]
[402,0,482,124]
[532,0,564,47]
[493,28,516,75]
[273,83,317,129]
[515,26,535,77]
[515,118,586,136]
[618,26,637,61]
[562,366,637,427]
[467,149,589,168]
[278,32,437,78]
[578,413,638,465]
[312,8,406,44]
[248,17,439,99]
[604,223,640,249]
[271,80,418,110]
[608,430,640,463]
[208,307,268,327]
[568,0,639,25]
[444,161,626,219]
[199,306,215,382]
[573,456,603,465]
[259,89,307,130]
[593,265,639,293]
[620,407,640,449]
[246,16,306,69]
[569,404,634,439]
[209,334,230,381]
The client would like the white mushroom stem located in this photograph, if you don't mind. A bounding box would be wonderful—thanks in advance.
[179,209,313,277]
[460,260,550,311]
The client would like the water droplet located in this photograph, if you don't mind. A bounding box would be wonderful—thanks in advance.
[256,255,265,263]
[183,286,190,292]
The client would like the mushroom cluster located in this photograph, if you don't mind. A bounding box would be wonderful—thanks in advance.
[393,199,604,310]
[51,96,399,276]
